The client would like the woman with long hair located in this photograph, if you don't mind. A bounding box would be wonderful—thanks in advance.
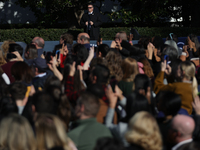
[138,57,154,79]
[154,60,198,115]
[35,114,75,150]
[125,111,162,150]
[118,57,139,97]
[11,61,35,97]
[105,51,123,82]
[0,49,6,66]
[0,114,36,150]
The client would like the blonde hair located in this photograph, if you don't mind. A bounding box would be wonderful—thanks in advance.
[35,114,72,150]
[1,40,15,59]
[0,49,6,66]
[122,57,139,82]
[0,114,36,150]
[181,61,198,98]
[125,111,162,150]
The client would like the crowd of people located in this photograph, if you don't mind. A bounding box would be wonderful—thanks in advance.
[0,29,200,150]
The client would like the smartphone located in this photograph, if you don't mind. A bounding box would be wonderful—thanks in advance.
[7,53,16,59]
[45,52,52,63]
[64,40,67,46]
[56,50,60,60]
[164,55,169,64]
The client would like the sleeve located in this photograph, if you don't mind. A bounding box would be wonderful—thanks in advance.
[65,76,80,102]
[119,48,130,57]
[105,108,116,128]
[93,13,102,27]
[105,108,124,139]
[153,71,174,94]
[119,97,127,107]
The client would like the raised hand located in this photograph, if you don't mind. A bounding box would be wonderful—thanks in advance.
[105,85,118,109]
[192,96,200,115]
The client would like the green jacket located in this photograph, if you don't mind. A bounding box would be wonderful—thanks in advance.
[68,118,112,150]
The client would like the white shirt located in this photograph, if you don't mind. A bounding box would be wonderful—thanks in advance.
[172,139,192,150]
[2,73,10,85]
[35,72,46,78]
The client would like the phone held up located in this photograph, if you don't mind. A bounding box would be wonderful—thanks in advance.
[164,55,170,64]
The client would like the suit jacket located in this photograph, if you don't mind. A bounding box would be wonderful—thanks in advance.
[80,12,102,40]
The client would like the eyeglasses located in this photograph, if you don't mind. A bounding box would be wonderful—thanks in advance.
[88,7,93,9]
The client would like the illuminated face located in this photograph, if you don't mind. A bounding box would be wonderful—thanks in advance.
[88,5,93,13]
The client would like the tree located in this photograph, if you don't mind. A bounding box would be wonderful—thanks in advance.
[12,0,93,27]
[108,0,200,27]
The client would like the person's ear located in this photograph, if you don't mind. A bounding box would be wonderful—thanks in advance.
[81,39,84,44]
[98,52,102,57]
[32,105,35,114]
[93,76,97,83]
[35,67,38,72]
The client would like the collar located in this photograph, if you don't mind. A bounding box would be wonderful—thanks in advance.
[84,43,91,50]
[35,72,46,78]
[88,11,93,15]
[172,139,192,150]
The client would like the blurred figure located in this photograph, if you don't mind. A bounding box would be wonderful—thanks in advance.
[125,111,162,150]
[68,91,112,150]
[0,114,36,150]
[169,115,195,150]
[35,114,74,150]
[80,3,102,40]
[32,36,45,57]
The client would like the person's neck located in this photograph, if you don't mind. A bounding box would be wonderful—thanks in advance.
[80,114,92,120]
[182,77,192,83]
[16,99,24,106]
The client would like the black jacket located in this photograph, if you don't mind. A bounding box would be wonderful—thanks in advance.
[80,11,102,40]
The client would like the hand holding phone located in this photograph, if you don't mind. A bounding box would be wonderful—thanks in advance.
[164,55,169,64]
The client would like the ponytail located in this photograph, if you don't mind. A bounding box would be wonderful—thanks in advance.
[192,76,198,98]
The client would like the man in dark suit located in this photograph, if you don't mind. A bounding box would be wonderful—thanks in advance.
[80,3,102,40]
[170,114,195,150]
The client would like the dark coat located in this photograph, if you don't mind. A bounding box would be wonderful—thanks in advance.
[80,11,102,40]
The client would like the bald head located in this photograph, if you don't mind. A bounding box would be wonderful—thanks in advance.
[77,33,90,44]
[32,37,45,49]
[172,115,195,139]
[119,31,127,41]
